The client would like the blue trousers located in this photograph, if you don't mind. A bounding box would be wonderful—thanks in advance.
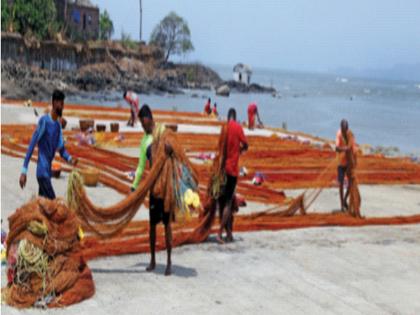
[37,177,56,200]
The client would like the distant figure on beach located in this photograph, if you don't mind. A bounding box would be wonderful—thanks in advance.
[247,102,263,130]
[217,108,248,244]
[335,119,357,212]
[203,98,212,115]
[212,102,218,117]
[123,90,140,127]
[131,104,174,275]
[19,90,78,199]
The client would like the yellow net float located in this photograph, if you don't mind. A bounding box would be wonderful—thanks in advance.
[78,226,85,240]
[184,189,194,206]
[192,193,200,208]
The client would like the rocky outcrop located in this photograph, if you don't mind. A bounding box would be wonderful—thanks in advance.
[170,63,223,90]
[1,48,276,100]
[222,80,276,94]
[1,33,224,99]
[216,84,230,97]
[1,59,223,100]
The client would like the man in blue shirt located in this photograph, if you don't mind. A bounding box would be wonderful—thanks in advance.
[19,90,77,199]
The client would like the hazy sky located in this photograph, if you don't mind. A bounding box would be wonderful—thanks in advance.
[93,0,420,72]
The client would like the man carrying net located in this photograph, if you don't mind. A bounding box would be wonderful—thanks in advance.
[335,119,360,216]
[132,105,175,276]
[217,108,248,244]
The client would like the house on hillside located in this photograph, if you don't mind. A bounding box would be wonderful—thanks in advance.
[55,0,99,40]
[233,63,252,85]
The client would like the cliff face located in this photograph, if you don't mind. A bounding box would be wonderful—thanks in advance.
[1,59,224,100]
[1,32,164,71]
[1,33,223,99]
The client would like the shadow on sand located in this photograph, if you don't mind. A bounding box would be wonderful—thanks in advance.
[91,262,197,278]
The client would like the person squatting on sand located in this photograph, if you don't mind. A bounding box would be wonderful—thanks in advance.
[217,108,248,244]
[203,98,212,115]
[19,90,77,199]
[131,104,174,276]
[123,90,140,127]
[335,119,358,213]
[247,102,263,130]
[212,102,219,117]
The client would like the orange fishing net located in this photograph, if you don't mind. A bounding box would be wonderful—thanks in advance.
[3,198,94,308]
[345,131,361,218]
[67,128,198,237]
[2,105,420,308]
[72,123,420,262]
[2,123,420,193]
[73,124,368,262]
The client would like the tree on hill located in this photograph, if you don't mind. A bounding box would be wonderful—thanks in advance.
[1,0,14,32]
[149,11,194,62]
[99,9,114,40]
[10,0,60,39]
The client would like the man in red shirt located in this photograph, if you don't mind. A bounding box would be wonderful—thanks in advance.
[247,102,263,130]
[217,108,248,243]
[203,98,211,115]
[123,90,140,127]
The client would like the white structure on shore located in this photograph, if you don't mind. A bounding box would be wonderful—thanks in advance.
[233,63,252,85]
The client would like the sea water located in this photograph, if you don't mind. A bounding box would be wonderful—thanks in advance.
[68,65,420,155]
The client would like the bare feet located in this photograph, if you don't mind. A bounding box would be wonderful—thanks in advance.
[165,264,172,276]
[216,234,225,244]
[341,203,348,213]
[146,261,156,272]
[344,201,349,211]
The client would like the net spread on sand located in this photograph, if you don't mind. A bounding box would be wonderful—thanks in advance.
[2,104,420,308]
[70,123,367,262]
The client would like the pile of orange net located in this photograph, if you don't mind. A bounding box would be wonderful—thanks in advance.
[2,198,94,308]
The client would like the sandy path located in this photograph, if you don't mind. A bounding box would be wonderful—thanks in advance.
[2,224,420,315]
[2,153,420,314]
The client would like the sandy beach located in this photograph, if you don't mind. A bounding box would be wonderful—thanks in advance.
[1,101,420,314]
[2,0,420,312]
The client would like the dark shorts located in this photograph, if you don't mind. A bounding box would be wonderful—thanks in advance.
[149,195,170,226]
[130,107,136,117]
[337,166,348,184]
[37,177,56,200]
[218,175,238,214]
